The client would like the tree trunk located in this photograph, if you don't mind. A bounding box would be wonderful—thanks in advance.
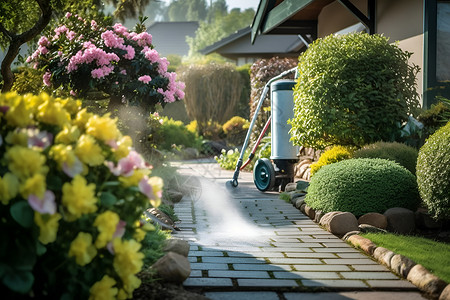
[0,0,52,93]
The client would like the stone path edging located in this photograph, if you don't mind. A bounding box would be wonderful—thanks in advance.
[296,203,449,300]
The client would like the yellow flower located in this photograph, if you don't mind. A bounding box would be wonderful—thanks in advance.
[0,173,20,205]
[74,108,93,131]
[94,211,120,248]
[34,212,62,244]
[113,136,132,160]
[113,238,144,296]
[119,169,150,187]
[55,125,81,144]
[86,114,120,142]
[89,275,118,300]
[60,98,81,115]
[148,176,163,207]
[37,98,70,127]
[75,134,105,166]
[49,144,77,168]
[6,146,48,180]
[62,175,98,221]
[5,130,28,146]
[4,94,34,127]
[68,232,97,266]
[20,173,46,198]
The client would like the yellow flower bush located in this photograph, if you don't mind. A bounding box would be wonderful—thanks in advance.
[0,92,164,298]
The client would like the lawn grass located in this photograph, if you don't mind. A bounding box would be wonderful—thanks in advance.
[361,233,450,283]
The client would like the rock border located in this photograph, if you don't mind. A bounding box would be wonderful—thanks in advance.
[290,198,449,300]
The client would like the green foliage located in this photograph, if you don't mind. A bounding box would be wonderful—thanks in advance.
[215,148,242,170]
[140,227,170,268]
[235,63,251,119]
[187,8,255,56]
[416,122,450,220]
[310,145,354,176]
[222,116,249,147]
[305,158,420,217]
[362,233,450,283]
[249,57,297,143]
[168,0,207,22]
[159,117,202,151]
[158,203,179,222]
[11,67,46,95]
[289,33,421,150]
[166,54,182,73]
[178,63,242,130]
[354,141,418,174]
[418,97,450,137]
[279,192,291,203]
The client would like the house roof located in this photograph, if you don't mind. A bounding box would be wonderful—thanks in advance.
[147,21,199,56]
[200,26,305,58]
[251,0,375,43]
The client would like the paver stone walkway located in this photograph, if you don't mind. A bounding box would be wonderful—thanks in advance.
[171,161,426,300]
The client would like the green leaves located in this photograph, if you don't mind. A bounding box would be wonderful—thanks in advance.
[2,270,34,294]
[10,201,34,228]
[290,32,421,149]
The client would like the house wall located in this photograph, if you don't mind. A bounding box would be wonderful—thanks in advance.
[318,0,424,106]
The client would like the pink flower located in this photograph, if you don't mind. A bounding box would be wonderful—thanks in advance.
[62,156,83,178]
[120,69,127,75]
[138,75,152,84]
[143,48,159,63]
[101,30,125,49]
[91,20,97,29]
[113,23,129,35]
[43,71,52,86]
[27,129,53,149]
[65,12,72,18]
[106,220,126,254]
[139,177,155,200]
[106,150,146,177]
[38,45,48,55]
[158,57,169,73]
[66,30,76,41]
[124,45,135,60]
[28,190,57,214]
[70,90,77,96]
[38,36,49,46]
[132,32,152,47]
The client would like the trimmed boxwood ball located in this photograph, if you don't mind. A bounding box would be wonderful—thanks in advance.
[353,141,418,174]
[305,158,420,217]
[416,122,450,220]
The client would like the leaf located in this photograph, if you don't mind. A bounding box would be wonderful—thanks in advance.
[10,201,34,228]
[2,270,34,294]
[100,192,117,207]
[36,242,47,256]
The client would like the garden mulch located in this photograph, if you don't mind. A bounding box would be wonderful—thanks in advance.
[170,160,429,300]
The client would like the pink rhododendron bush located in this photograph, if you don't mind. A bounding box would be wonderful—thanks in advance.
[27,13,185,113]
[0,92,164,298]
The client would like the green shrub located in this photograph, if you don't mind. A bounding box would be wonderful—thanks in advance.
[289,32,420,150]
[305,158,420,217]
[416,122,450,220]
[354,142,418,174]
[236,64,251,119]
[310,145,353,175]
[223,116,249,146]
[159,117,202,150]
[11,66,46,95]
[418,97,450,137]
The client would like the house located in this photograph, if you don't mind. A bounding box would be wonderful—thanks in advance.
[200,26,307,66]
[147,21,199,57]
[251,0,450,109]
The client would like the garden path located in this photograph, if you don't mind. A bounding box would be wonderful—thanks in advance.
[171,160,426,300]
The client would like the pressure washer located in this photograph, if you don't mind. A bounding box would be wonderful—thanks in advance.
[226,67,299,192]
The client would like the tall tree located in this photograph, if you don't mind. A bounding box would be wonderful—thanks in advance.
[187,8,255,56]
[168,0,208,22]
[207,0,227,23]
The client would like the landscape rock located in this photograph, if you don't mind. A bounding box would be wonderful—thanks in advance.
[163,239,190,257]
[152,252,191,283]
[289,192,306,205]
[358,212,388,229]
[358,224,387,234]
[407,264,447,298]
[373,247,395,268]
[302,168,311,181]
[304,205,316,220]
[300,203,306,214]
[319,211,342,226]
[390,254,416,278]
[327,212,359,236]
[295,180,310,192]
[416,208,442,230]
[145,208,179,231]
[342,231,362,241]
[347,235,377,255]
[314,210,325,223]
[439,284,450,300]
[295,198,305,209]
[284,182,297,193]
[183,147,199,159]
[384,207,416,234]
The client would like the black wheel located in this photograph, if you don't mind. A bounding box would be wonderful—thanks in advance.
[253,158,275,191]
